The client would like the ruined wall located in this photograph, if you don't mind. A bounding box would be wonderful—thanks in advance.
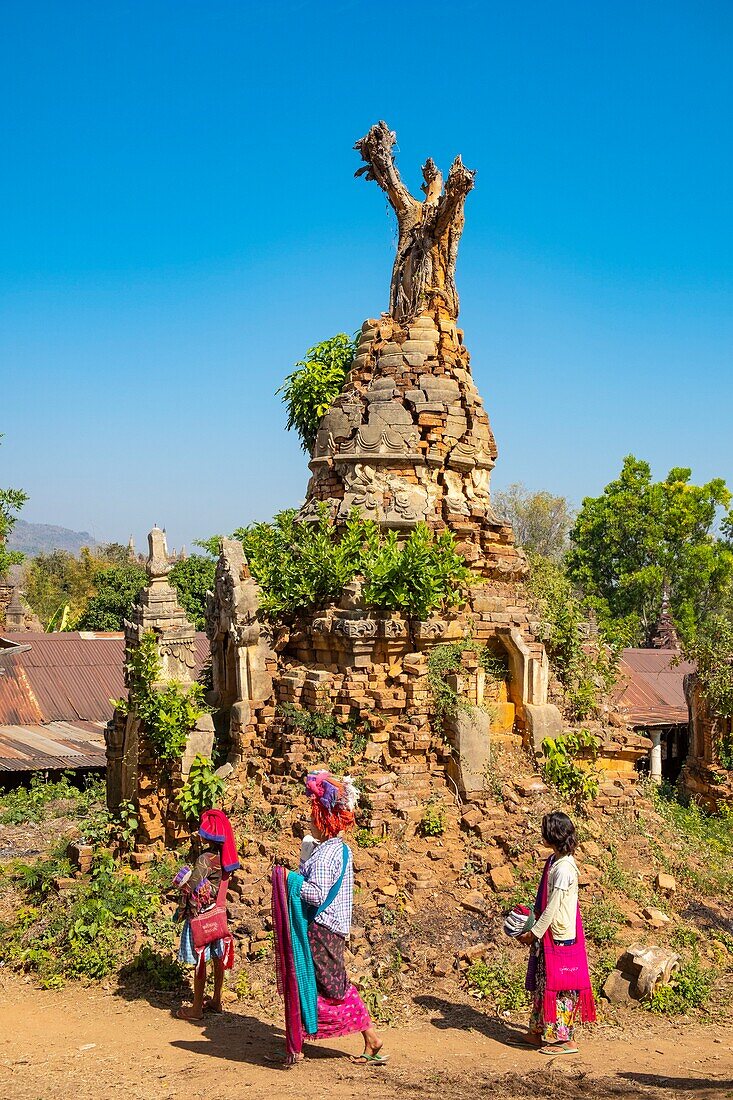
[105,528,215,861]
[681,674,733,811]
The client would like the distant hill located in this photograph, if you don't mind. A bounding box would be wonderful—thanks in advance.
[7,520,100,557]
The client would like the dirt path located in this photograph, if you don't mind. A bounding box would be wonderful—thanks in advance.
[1,977,731,1100]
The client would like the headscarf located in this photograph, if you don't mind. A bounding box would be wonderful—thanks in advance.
[199,808,240,874]
[305,770,359,838]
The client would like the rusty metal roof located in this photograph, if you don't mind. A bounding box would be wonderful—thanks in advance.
[0,631,210,770]
[616,648,695,727]
[0,721,107,771]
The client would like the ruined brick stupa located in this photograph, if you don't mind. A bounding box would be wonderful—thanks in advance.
[204,122,565,830]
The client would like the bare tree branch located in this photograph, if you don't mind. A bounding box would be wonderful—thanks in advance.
[354,121,419,220]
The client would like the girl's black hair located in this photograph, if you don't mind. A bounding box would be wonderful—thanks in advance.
[541,811,577,856]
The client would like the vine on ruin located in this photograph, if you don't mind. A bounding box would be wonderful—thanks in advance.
[114,631,206,762]
[427,639,509,734]
[277,333,357,453]
[232,507,470,621]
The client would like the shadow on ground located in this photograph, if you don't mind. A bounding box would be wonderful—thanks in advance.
[413,994,524,1045]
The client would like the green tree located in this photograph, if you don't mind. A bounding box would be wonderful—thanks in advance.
[493,482,574,561]
[169,554,216,630]
[567,456,733,646]
[0,435,28,580]
[76,562,146,631]
[25,547,100,626]
[277,333,356,453]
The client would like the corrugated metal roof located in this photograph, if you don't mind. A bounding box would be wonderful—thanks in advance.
[0,720,107,771]
[616,648,695,727]
[0,631,210,770]
[0,632,127,724]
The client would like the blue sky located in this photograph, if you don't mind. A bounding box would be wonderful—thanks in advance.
[3,1,732,551]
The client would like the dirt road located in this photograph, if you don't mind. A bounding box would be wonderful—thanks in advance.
[1,977,731,1100]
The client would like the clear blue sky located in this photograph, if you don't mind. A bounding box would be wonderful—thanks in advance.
[3,1,732,552]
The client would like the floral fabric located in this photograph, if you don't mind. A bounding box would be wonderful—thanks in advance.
[529,950,578,1043]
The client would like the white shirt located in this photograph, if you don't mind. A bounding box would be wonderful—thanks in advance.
[532,855,579,942]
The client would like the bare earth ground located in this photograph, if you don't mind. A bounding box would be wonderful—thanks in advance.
[1,977,731,1100]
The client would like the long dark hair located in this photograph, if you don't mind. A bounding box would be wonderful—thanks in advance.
[541,811,577,856]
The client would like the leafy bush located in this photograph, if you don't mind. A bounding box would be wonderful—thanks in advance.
[466,953,530,1012]
[0,773,104,825]
[116,632,207,761]
[278,703,343,741]
[234,508,470,621]
[361,525,470,621]
[1,850,171,985]
[122,945,186,991]
[646,954,715,1015]
[419,798,445,838]
[540,729,600,805]
[278,333,356,453]
[177,755,225,822]
[354,828,382,849]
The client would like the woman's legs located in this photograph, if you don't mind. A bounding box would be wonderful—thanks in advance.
[210,957,225,1011]
[177,961,207,1019]
[360,1024,383,1056]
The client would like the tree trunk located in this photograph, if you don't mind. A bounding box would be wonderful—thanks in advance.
[354,121,475,322]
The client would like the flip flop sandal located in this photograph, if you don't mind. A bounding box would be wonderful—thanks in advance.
[507,1035,543,1047]
[175,1007,204,1022]
[539,1044,578,1056]
[351,1052,390,1066]
[202,997,223,1013]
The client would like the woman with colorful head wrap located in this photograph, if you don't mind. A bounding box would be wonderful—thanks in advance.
[272,771,387,1065]
[175,809,240,1020]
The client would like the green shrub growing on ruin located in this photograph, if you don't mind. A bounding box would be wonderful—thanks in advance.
[115,631,207,761]
[278,333,356,453]
[177,755,225,822]
[540,728,600,806]
[646,953,715,1015]
[232,507,470,621]
[419,798,446,837]
[355,828,382,849]
[427,639,509,734]
[361,524,470,621]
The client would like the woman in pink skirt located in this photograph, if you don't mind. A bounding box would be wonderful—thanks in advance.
[272,771,387,1066]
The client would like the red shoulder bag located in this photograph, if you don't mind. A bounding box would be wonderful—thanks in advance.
[190,874,230,949]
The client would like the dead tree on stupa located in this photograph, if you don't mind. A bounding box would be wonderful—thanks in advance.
[355,121,475,321]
